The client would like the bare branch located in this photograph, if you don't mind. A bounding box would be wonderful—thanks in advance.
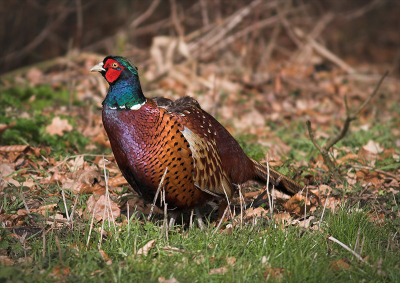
[306,71,388,180]
[328,236,372,267]
[353,71,388,117]
[170,0,184,38]
[130,0,161,29]
[199,0,209,26]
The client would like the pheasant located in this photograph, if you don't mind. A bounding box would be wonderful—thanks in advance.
[91,56,303,227]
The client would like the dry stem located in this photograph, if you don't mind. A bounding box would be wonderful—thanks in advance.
[306,71,388,180]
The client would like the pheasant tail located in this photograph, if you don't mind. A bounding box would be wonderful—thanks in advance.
[251,159,303,195]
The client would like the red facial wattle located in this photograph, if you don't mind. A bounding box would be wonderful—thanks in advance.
[104,59,125,83]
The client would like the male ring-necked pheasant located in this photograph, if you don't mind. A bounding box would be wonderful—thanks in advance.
[91,56,302,227]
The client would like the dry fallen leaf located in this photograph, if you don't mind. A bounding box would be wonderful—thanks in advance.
[193,254,205,265]
[109,176,128,187]
[158,277,179,283]
[0,163,14,178]
[68,156,85,170]
[318,184,333,196]
[0,255,14,266]
[48,264,70,279]
[45,117,73,136]
[0,122,16,137]
[137,239,156,257]
[264,266,287,281]
[26,67,43,86]
[209,267,228,275]
[283,193,311,216]
[274,212,292,225]
[226,256,236,266]
[0,145,30,153]
[85,195,121,221]
[67,170,103,186]
[99,249,112,265]
[245,207,269,220]
[330,258,351,271]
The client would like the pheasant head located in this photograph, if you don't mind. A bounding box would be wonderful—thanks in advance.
[90,56,145,110]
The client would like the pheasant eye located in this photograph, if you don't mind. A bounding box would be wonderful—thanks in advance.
[112,62,118,68]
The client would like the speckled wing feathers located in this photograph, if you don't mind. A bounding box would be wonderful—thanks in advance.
[103,99,212,209]
[154,96,234,199]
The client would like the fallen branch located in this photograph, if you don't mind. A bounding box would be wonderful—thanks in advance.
[306,71,388,180]
[328,235,372,267]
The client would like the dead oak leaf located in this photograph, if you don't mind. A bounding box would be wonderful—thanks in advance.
[67,170,103,186]
[46,117,73,136]
[85,195,120,221]
[136,239,156,257]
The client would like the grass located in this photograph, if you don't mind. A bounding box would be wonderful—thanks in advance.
[1,83,399,281]
[0,206,398,282]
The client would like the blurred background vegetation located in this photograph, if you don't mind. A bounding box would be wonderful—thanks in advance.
[1,0,398,76]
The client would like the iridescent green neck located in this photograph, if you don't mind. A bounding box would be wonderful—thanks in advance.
[103,69,146,109]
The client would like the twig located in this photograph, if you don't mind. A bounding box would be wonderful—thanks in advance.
[42,229,46,258]
[20,193,31,215]
[319,193,330,230]
[127,202,130,235]
[360,236,366,257]
[308,37,356,74]
[148,167,169,221]
[130,0,161,29]
[238,185,244,228]
[86,203,97,251]
[69,192,80,224]
[354,227,361,254]
[189,209,194,229]
[328,235,371,267]
[75,0,83,48]
[170,0,184,38]
[199,0,209,26]
[61,189,70,222]
[213,205,229,236]
[192,0,262,57]
[340,0,383,21]
[48,154,113,171]
[98,202,107,250]
[277,5,303,48]
[386,233,391,253]
[1,2,71,63]
[304,188,308,219]
[55,232,63,263]
[306,71,388,180]
[265,155,273,220]
[264,22,281,64]
[103,156,116,234]
[163,191,169,241]
[199,11,282,59]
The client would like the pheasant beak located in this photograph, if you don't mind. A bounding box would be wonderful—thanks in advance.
[90,62,106,72]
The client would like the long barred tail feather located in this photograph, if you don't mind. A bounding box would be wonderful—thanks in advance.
[250,158,303,195]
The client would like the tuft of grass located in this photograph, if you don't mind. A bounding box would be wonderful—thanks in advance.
[0,206,398,282]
